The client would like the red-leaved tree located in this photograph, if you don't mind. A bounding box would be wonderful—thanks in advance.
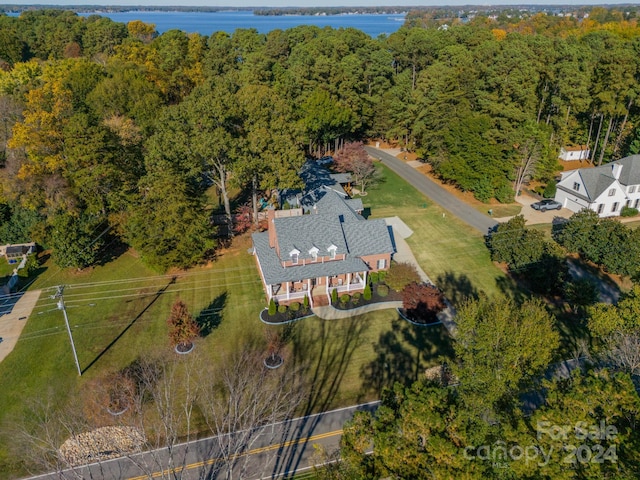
[333,141,377,194]
[402,282,446,324]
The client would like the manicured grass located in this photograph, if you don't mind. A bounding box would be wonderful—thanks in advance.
[366,163,509,301]
[0,162,502,477]
[475,203,522,218]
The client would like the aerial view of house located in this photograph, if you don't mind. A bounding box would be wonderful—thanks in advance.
[555,155,640,217]
[252,166,394,307]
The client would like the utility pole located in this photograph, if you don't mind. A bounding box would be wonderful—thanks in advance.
[52,285,82,376]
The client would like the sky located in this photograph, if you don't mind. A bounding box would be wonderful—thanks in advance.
[0,1,635,6]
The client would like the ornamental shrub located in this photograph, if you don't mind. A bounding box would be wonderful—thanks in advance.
[363,284,372,301]
[376,284,389,297]
[352,292,361,304]
[385,262,421,292]
[268,298,276,316]
[331,288,338,304]
[290,302,300,312]
[543,179,557,198]
[621,206,639,217]
[369,272,379,284]
[378,270,387,282]
[340,294,350,305]
[303,295,310,311]
[278,304,287,314]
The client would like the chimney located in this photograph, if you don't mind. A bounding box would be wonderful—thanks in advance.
[612,163,623,180]
[268,210,276,249]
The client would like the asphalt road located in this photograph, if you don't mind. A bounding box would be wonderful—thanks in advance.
[365,146,499,234]
[28,401,380,480]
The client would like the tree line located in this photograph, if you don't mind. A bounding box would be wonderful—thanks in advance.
[2,8,640,270]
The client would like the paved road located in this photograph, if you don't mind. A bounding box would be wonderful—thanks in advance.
[28,402,380,480]
[365,146,498,234]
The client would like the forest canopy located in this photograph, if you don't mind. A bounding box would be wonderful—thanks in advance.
[1,7,640,269]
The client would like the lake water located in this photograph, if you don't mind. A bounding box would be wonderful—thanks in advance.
[75,10,406,37]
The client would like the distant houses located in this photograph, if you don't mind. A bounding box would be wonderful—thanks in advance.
[1,243,36,264]
[555,155,640,217]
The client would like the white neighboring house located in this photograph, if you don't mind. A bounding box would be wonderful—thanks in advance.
[555,155,640,217]
[559,145,590,161]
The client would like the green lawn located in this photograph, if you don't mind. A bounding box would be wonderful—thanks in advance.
[366,163,509,301]
[0,162,504,477]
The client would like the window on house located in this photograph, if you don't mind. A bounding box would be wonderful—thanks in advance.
[291,253,298,264]
[629,186,636,194]
[377,259,387,270]
[636,199,640,209]
[609,188,616,196]
[573,182,580,191]
[310,249,318,262]
[597,204,604,214]
[612,202,619,212]
[328,246,337,259]
[627,200,632,207]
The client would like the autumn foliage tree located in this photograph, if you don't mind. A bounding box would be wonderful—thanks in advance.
[402,282,445,324]
[167,299,200,351]
[333,141,377,194]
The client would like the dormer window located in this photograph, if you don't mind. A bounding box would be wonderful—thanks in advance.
[289,248,300,265]
[328,244,337,260]
[309,247,319,262]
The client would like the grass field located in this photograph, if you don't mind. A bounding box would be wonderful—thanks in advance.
[0,162,503,477]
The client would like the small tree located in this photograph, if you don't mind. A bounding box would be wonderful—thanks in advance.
[385,262,421,292]
[268,298,277,316]
[331,288,338,304]
[167,299,200,351]
[265,328,284,367]
[363,284,372,301]
[333,141,378,194]
[303,295,310,312]
[233,203,253,235]
[402,283,446,324]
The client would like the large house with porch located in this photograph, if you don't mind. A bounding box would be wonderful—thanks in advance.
[251,190,394,307]
[555,155,640,217]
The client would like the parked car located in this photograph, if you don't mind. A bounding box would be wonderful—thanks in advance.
[531,199,562,211]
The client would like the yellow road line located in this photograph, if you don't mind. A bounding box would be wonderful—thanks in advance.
[127,429,343,480]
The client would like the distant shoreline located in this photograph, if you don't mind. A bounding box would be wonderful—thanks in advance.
[0,5,410,16]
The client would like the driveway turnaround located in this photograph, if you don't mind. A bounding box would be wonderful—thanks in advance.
[365,146,498,234]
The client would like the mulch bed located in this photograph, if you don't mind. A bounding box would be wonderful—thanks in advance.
[397,307,442,325]
[332,283,402,310]
[260,308,314,324]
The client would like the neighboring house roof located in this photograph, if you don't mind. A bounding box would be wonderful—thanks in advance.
[6,246,28,256]
[330,172,352,184]
[614,155,640,186]
[557,155,640,202]
[344,198,364,213]
[313,189,362,220]
[252,232,369,284]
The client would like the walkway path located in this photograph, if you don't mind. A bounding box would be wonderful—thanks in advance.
[0,289,41,363]
[312,300,403,320]
[365,146,498,234]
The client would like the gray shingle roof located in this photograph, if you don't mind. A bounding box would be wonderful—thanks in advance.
[578,168,616,201]
[313,190,362,221]
[614,155,640,186]
[274,214,348,261]
[343,220,394,257]
[252,232,369,284]
[344,198,364,213]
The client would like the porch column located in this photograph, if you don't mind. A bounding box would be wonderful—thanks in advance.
[286,282,290,300]
[362,271,367,287]
[267,284,273,300]
[347,273,351,292]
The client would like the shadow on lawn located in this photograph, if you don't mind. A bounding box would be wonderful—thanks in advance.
[436,271,479,305]
[195,292,227,337]
[270,316,367,478]
[81,277,177,374]
[359,317,454,398]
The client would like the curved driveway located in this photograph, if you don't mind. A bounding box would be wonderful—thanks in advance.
[365,146,498,234]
